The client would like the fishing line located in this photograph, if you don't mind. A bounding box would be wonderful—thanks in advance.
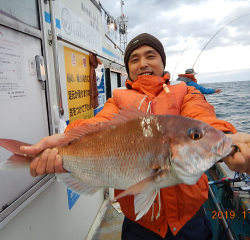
[192,13,250,68]
[171,35,211,80]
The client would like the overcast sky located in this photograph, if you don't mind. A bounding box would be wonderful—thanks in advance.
[101,0,250,83]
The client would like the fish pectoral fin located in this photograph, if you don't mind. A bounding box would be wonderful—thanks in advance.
[105,168,162,217]
[56,173,100,195]
[134,190,157,221]
[111,168,162,201]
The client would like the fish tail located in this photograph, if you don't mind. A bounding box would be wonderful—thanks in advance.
[0,139,33,170]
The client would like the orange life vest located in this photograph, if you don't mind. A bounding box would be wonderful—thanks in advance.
[178,73,198,83]
[113,74,187,116]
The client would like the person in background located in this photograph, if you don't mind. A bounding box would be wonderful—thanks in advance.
[20,33,250,240]
[177,68,222,94]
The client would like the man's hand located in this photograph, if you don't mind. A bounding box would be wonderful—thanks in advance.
[20,134,68,177]
[214,89,222,93]
[222,133,250,174]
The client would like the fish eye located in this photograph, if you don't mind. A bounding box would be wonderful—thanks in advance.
[189,128,203,140]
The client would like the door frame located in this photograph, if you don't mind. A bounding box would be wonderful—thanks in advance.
[0,0,55,230]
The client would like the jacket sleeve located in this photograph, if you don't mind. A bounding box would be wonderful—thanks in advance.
[187,81,215,94]
[65,98,119,132]
[181,86,237,133]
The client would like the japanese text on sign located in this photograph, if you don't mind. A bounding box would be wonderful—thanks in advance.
[68,89,90,100]
[69,103,91,118]
[64,46,93,122]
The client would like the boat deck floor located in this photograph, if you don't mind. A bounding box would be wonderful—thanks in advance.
[89,204,124,240]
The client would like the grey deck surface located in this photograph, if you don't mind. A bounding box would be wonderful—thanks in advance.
[90,205,124,240]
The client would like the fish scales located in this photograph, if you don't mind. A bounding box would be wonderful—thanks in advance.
[0,108,233,220]
[60,116,168,190]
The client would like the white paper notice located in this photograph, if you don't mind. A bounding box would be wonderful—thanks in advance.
[0,27,26,100]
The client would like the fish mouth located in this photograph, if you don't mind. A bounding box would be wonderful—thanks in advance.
[211,135,233,158]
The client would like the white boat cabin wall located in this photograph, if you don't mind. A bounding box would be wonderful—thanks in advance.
[0,0,126,239]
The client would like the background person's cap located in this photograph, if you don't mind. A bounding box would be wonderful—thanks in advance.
[124,33,166,75]
[185,68,197,75]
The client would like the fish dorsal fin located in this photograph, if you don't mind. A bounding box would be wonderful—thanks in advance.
[119,105,149,119]
[57,106,148,147]
[56,173,100,195]
[56,124,102,147]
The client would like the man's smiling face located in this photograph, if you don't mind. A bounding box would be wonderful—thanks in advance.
[128,45,164,81]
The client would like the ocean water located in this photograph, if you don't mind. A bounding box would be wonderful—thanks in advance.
[201,80,250,133]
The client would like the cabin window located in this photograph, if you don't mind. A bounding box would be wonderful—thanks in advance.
[0,0,40,29]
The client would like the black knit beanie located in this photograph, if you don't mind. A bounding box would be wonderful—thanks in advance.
[124,33,166,75]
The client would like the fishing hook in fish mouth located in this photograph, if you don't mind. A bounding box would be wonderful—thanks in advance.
[227,144,240,157]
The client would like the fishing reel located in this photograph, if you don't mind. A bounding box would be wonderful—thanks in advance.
[209,172,250,211]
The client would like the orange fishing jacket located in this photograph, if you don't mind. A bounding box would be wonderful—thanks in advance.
[65,73,236,238]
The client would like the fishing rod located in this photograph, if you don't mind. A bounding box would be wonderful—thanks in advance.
[171,35,211,80]
[208,175,248,185]
[192,13,250,68]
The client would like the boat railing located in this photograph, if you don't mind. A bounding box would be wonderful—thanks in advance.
[105,34,124,55]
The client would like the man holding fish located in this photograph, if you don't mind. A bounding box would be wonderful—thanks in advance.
[1,33,250,240]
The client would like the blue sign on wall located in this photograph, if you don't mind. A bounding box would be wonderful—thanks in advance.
[94,66,105,116]
[67,188,80,210]
[97,67,104,93]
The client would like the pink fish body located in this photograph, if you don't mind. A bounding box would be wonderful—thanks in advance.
[0,107,233,220]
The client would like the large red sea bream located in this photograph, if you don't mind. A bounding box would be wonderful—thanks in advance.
[0,107,233,220]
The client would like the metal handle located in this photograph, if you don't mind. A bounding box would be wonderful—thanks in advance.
[49,0,64,117]
[35,55,46,90]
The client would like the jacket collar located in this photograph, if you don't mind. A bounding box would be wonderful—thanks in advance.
[125,73,170,100]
